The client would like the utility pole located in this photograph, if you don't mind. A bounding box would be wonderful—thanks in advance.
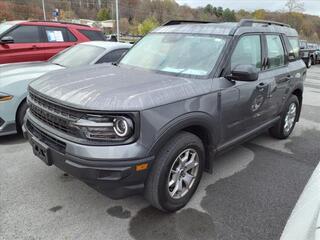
[116,0,120,42]
[42,0,46,20]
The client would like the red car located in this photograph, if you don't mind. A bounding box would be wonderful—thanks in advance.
[0,21,106,64]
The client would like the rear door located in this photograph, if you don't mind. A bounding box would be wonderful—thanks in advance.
[263,34,291,117]
[0,25,44,64]
[41,26,78,60]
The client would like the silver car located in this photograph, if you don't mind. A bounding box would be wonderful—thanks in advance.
[0,41,131,136]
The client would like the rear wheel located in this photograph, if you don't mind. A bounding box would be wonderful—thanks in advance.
[16,101,28,133]
[144,131,205,212]
[269,95,299,139]
[307,57,312,68]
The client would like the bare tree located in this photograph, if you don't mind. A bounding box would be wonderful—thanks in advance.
[285,0,305,13]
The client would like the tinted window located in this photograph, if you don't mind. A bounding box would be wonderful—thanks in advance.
[231,35,261,70]
[96,49,128,63]
[67,30,77,41]
[288,37,300,59]
[266,35,285,69]
[5,25,40,43]
[44,27,77,42]
[79,30,105,41]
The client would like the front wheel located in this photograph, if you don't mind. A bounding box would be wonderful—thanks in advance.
[269,95,299,139]
[144,132,205,212]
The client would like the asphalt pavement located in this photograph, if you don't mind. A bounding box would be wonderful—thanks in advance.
[1,65,320,240]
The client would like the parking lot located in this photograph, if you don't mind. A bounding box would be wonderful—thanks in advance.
[0,65,319,240]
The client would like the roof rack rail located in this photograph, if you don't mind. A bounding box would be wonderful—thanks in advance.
[28,20,91,28]
[163,20,215,26]
[239,19,290,28]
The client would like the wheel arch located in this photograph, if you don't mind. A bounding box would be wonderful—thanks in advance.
[15,97,27,127]
[148,112,218,173]
[291,87,303,122]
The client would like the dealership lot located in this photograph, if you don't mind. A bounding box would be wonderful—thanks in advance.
[1,65,320,240]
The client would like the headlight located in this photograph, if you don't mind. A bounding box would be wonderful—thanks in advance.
[0,92,13,102]
[72,115,134,142]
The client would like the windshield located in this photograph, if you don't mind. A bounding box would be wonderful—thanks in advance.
[120,33,227,77]
[0,22,15,35]
[50,44,104,67]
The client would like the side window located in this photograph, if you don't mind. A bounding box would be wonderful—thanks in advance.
[266,35,285,69]
[231,35,261,70]
[79,30,106,41]
[288,37,300,59]
[5,25,41,43]
[44,27,77,42]
[96,49,128,64]
[67,30,77,42]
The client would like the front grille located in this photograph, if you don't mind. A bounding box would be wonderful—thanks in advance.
[28,91,82,136]
[27,120,66,153]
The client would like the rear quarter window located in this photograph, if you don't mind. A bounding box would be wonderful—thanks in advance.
[78,30,105,41]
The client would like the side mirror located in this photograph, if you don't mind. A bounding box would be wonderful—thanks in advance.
[0,36,14,44]
[227,65,259,82]
[288,52,296,62]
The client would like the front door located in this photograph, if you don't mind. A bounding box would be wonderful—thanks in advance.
[0,25,44,64]
[220,34,271,143]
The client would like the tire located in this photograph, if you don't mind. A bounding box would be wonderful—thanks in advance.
[311,56,315,65]
[307,57,312,68]
[144,131,205,212]
[16,101,28,133]
[269,95,299,139]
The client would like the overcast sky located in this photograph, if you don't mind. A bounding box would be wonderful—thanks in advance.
[175,0,320,16]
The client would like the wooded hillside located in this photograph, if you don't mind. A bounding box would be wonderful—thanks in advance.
[1,0,319,42]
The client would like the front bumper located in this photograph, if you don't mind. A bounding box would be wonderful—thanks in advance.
[0,100,18,136]
[23,114,154,199]
[0,117,17,136]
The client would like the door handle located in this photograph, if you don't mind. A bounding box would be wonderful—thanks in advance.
[31,45,38,50]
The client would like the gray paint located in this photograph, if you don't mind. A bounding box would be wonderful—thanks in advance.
[25,22,306,196]
[29,64,213,111]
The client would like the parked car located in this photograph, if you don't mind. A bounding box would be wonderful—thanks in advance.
[299,40,318,68]
[0,41,131,136]
[24,19,306,212]
[0,21,106,64]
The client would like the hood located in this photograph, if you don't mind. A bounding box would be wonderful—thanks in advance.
[29,64,212,111]
[0,61,64,88]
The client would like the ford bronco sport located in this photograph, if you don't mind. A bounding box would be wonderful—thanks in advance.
[24,19,306,212]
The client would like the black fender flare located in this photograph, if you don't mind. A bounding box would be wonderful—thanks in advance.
[147,112,219,173]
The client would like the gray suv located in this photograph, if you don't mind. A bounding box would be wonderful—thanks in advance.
[24,19,306,212]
